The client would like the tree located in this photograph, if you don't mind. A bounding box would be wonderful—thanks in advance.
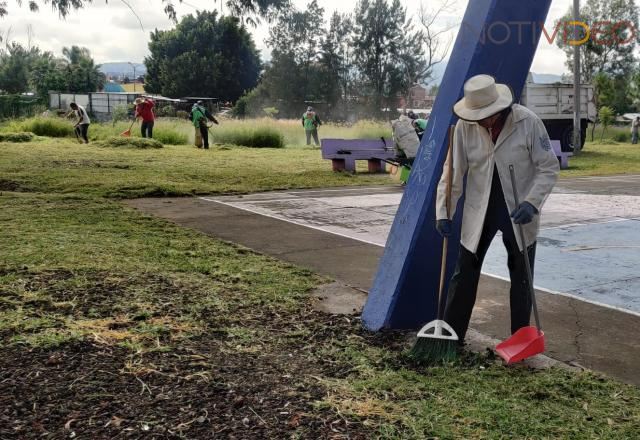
[598,106,615,141]
[417,0,455,85]
[266,0,326,102]
[557,0,640,83]
[61,45,105,93]
[144,11,261,101]
[630,70,640,111]
[29,56,67,99]
[0,43,31,93]
[1,0,288,23]
[317,12,355,115]
[352,0,426,115]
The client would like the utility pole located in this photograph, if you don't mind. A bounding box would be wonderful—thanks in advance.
[128,62,137,92]
[573,0,582,152]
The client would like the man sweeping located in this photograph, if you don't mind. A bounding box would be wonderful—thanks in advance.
[435,74,559,345]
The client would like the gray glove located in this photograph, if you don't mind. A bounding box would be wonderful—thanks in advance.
[510,202,538,225]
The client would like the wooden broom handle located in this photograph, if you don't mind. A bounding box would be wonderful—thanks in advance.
[437,125,455,319]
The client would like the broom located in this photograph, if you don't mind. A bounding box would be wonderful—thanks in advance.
[409,125,459,364]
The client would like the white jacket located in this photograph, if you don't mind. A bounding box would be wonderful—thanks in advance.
[436,104,559,252]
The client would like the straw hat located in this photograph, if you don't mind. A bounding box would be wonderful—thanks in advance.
[453,75,513,121]
[134,97,145,105]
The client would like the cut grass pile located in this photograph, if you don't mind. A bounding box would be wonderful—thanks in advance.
[94,136,163,149]
[90,119,190,145]
[0,191,639,438]
[0,132,34,143]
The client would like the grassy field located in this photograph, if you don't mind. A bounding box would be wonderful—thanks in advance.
[566,141,640,177]
[120,82,145,93]
[1,133,640,437]
[0,140,389,198]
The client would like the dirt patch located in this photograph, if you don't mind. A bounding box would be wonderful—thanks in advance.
[0,179,26,192]
[312,283,367,315]
[0,333,381,438]
[13,269,209,319]
[0,268,416,438]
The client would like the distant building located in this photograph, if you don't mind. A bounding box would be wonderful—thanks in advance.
[408,84,436,109]
[102,82,125,93]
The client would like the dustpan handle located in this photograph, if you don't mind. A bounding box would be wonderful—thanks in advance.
[508,165,542,333]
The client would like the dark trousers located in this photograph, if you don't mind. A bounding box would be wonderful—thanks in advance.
[444,170,536,342]
[77,123,89,143]
[305,129,319,145]
[141,121,154,138]
[199,125,209,149]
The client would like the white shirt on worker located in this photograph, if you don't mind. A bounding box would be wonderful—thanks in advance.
[75,105,90,124]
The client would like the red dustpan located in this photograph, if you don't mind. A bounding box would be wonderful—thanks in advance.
[496,165,546,364]
[496,326,544,364]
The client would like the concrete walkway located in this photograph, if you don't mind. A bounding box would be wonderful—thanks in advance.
[125,175,640,385]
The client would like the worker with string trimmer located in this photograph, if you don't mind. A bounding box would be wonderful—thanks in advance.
[190,100,219,149]
[435,75,559,353]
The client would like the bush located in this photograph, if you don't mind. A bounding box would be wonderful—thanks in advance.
[613,131,630,143]
[0,132,35,142]
[95,137,163,149]
[210,126,284,148]
[152,126,189,145]
[156,105,176,117]
[263,107,279,118]
[111,104,131,125]
[6,117,75,137]
[176,110,189,120]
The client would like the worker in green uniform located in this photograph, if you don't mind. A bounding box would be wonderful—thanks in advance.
[302,106,322,146]
[189,101,219,149]
[412,118,428,140]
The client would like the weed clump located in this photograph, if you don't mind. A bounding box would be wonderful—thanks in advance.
[12,117,74,137]
[210,126,285,148]
[613,131,630,143]
[0,132,35,142]
[95,137,163,149]
[152,127,189,145]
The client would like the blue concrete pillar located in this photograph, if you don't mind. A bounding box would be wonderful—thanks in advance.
[363,0,553,330]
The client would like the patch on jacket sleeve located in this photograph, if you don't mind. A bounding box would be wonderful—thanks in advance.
[540,136,551,151]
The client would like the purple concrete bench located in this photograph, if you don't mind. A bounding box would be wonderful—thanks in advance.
[320,138,396,172]
[551,140,573,170]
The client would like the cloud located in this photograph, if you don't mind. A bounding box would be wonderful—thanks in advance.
[0,0,573,74]
[108,9,174,32]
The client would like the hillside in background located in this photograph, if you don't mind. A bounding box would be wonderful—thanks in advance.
[427,62,565,86]
[99,62,147,78]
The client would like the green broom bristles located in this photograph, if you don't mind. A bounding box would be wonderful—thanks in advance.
[409,337,459,365]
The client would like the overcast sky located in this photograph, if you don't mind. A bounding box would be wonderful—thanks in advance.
[1,0,574,75]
